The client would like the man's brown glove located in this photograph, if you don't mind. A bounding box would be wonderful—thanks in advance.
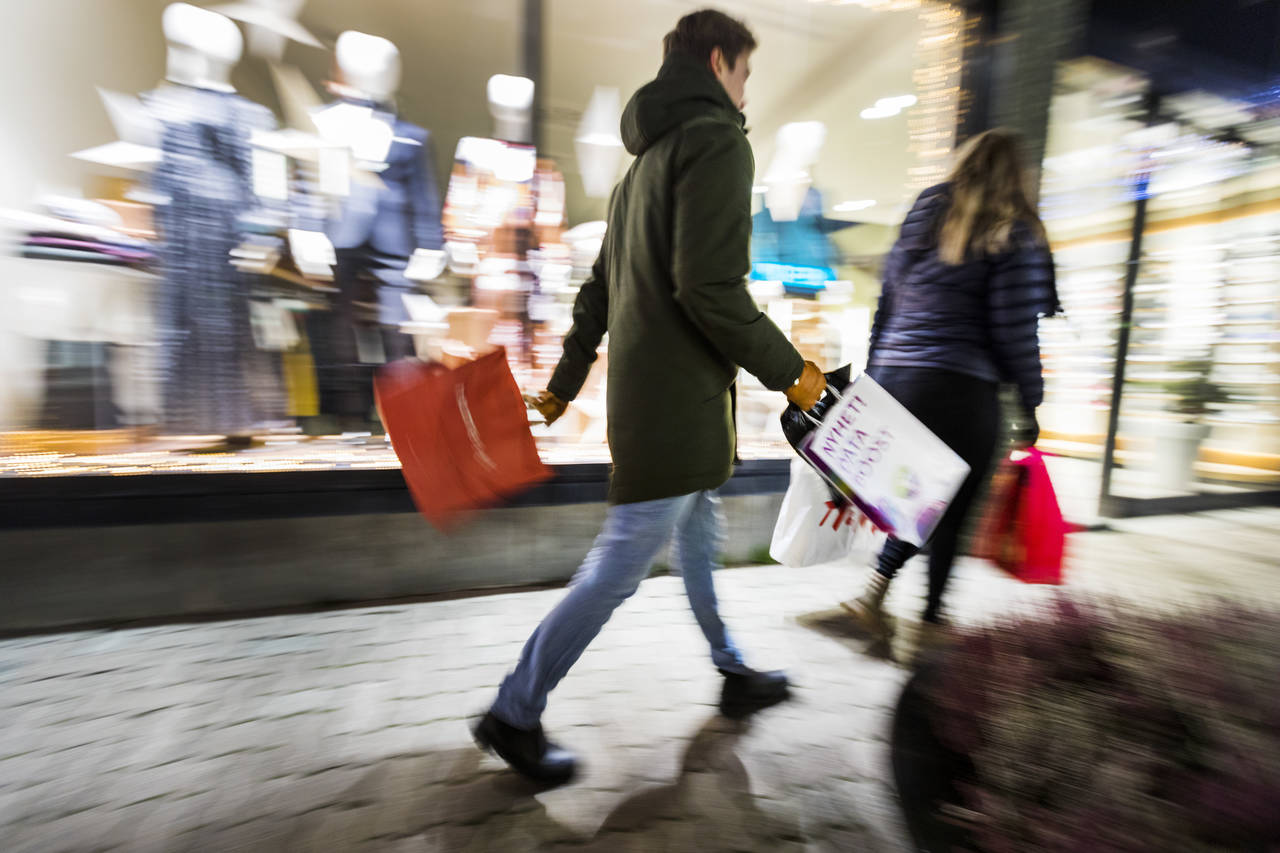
[784,361,826,411]
[524,390,568,426]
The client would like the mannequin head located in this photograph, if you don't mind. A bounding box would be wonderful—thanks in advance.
[763,121,826,221]
[774,121,826,171]
[163,3,243,92]
[487,74,535,144]
[334,31,402,105]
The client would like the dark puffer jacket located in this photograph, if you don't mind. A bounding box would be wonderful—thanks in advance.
[868,183,1059,414]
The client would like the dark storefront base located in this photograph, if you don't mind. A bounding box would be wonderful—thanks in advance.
[0,459,789,530]
[0,462,789,635]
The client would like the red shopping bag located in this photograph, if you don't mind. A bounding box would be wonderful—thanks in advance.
[971,448,1067,584]
[374,348,552,529]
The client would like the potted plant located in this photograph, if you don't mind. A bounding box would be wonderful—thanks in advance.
[892,599,1280,852]
[1146,359,1229,491]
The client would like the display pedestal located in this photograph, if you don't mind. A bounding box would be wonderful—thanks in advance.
[1149,420,1210,492]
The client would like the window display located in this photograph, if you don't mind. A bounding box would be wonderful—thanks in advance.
[1036,58,1280,509]
[1115,151,1280,498]
[0,0,957,479]
[305,30,446,434]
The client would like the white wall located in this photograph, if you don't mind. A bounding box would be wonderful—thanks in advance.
[0,0,522,210]
[0,0,174,209]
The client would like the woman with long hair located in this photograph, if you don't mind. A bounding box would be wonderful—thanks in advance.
[844,128,1060,644]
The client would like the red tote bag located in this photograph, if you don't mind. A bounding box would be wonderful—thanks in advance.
[374,348,553,529]
[971,448,1067,585]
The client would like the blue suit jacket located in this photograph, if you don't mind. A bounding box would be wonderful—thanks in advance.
[326,108,445,258]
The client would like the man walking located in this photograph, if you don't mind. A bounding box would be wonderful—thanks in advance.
[474,8,826,785]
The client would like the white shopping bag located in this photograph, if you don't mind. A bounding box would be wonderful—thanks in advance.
[770,457,877,567]
[799,372,970,547]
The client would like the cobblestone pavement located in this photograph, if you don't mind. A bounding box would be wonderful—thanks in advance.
[1,508,1277,852]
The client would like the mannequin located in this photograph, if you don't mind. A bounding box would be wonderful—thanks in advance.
[487,74,536,145]
[163,3,242,93]
[763,121,826,223]
[305,31,445,428]
[752,122,855,297]
[71,5,244,171]
[147,3,278,440]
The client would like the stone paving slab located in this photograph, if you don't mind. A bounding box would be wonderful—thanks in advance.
[1,510,1277,851]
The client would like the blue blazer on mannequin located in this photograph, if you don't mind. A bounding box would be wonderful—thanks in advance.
[326,108,445,258]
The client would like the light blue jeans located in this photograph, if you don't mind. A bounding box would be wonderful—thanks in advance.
[491,490,749,729]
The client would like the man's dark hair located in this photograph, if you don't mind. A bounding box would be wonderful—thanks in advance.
[663,9,757,67]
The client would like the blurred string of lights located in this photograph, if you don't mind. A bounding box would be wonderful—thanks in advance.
[907,3,966,198]
[806,0,965,201]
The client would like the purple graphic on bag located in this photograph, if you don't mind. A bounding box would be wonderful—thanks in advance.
[799,433,896,536]
[795,373,970,547]
[915,500,947,542]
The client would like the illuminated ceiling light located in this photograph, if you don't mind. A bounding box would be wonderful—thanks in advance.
[861,104,900,119]
[575,86,625,198]
[211,0,322,59]
[834,199,876,212]
[880,94,918,110]
[861,94,918,119]
[575,132,623,147]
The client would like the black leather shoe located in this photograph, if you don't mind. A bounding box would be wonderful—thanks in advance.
[472,712,577,785]
[718,668,791,719]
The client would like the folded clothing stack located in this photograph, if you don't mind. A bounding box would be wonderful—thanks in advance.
[4,199,156,270]
[22,233,154,267]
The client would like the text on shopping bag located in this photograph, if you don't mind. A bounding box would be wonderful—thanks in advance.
[821,500,875,532]
[810,394,897,492]
[798,373,969,546]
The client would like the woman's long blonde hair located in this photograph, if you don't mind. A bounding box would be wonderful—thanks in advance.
[937,128,1047,265]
